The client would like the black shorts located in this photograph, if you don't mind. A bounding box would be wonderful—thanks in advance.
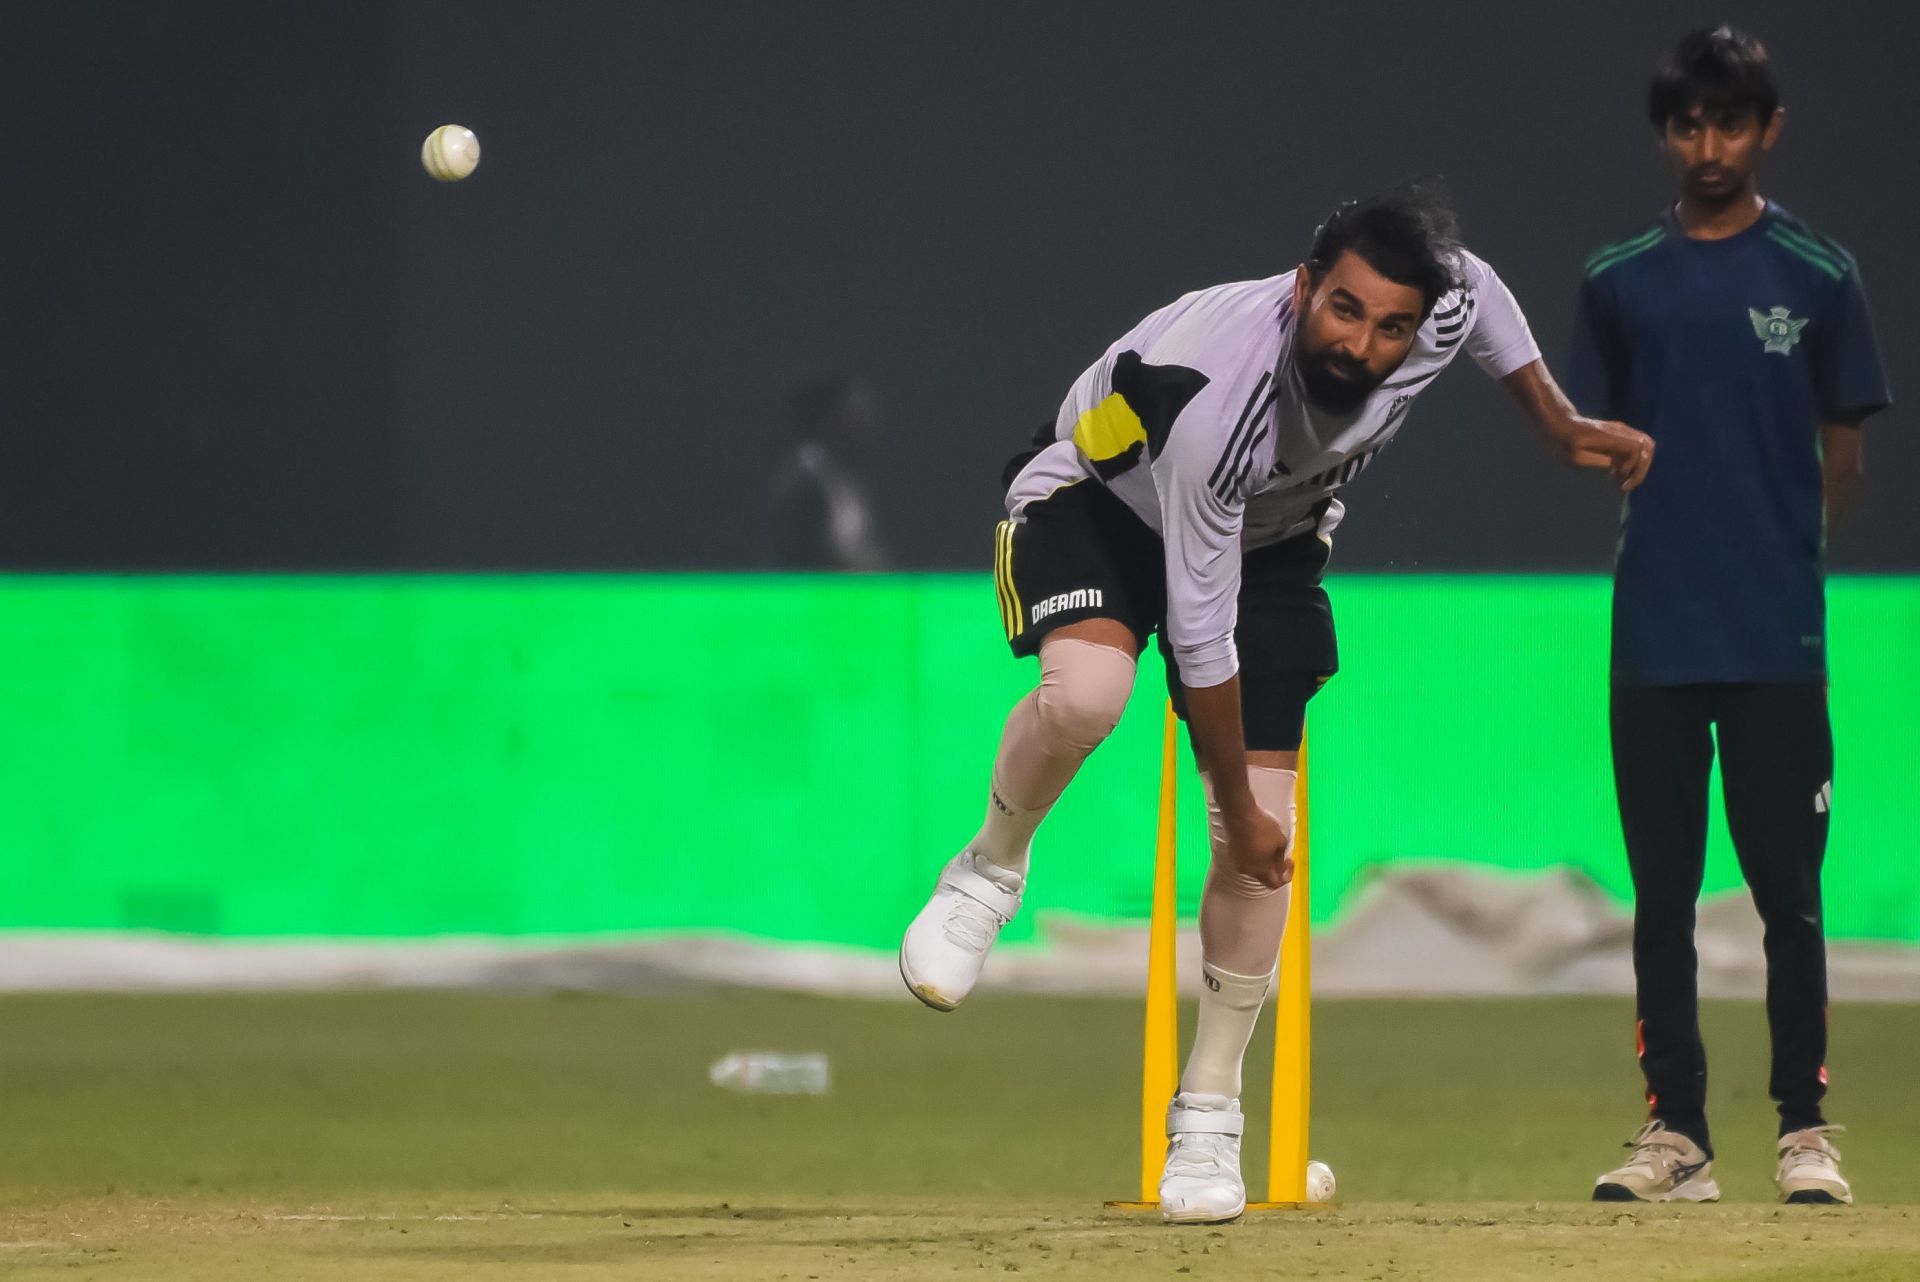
[993,479,1337,752]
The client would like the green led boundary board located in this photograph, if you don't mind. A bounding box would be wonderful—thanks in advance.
[0,576,1914,943]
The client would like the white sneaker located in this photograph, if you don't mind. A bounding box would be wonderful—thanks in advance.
[1592,1120,1721,1202]
[898,851,1022,1011]
[1158,1092,1247,1224]
[1777,1126,1852,1205]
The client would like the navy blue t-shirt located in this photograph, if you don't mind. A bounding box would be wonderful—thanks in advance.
[1567,202,1892,686]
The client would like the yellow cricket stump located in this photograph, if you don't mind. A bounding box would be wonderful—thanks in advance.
[1107,706,1313,1213]
[1267,735,1312,1204]
[1136,702,1182,1204]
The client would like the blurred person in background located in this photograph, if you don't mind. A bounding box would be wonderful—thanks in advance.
[762,373,891,571]
[1569,26,1891,1206]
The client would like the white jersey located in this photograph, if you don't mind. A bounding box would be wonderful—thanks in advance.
[1006,249,1539,687]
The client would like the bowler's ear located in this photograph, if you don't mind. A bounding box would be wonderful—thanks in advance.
[1293,264,1311,312]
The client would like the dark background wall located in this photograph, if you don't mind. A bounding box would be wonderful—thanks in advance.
[6,1,1913,571]
[3,2,395,568]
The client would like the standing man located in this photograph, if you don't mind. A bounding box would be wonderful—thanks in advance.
[1570,27,1892,1205]
[900,184,1652,1223]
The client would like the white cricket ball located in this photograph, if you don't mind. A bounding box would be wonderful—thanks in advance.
[421,124,481,182]
[1305,1160,1336,1203]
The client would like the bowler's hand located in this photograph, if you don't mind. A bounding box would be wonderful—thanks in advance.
[1560,417,1654,491]
[1221,803,1293,891]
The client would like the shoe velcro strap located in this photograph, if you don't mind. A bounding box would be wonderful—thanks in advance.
[939,865,1021,920]
[1167,1108,1244,1138]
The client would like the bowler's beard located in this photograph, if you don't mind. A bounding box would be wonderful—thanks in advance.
[1294,341,1383,415]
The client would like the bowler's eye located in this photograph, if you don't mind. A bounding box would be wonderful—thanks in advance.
[1380,322,1409,340]
[1332,300,1359,320]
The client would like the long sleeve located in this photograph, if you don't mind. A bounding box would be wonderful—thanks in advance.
[1149,410,1247,687]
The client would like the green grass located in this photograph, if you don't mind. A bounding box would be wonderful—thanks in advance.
[1,991,1917,1279]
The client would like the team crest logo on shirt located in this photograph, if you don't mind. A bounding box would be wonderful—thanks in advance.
[1748,306,1808,355]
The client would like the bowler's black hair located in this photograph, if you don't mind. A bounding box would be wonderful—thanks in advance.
[1306,183,1462,318]
[1649,25,1779,130]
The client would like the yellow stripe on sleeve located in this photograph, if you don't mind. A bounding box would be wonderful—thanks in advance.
[1071,393,1147,463]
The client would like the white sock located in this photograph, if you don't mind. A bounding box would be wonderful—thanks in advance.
[1179,962,1274,1098]
[968,768,1046,884]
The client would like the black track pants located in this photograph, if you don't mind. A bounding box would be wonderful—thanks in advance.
[1609,682,1833,1154]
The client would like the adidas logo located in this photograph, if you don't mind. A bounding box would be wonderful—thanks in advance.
[1814,781,1833,814]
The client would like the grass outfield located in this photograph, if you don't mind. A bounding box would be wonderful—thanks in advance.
[1,991,1916,1279]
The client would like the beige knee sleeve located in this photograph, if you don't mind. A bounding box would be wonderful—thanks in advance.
[1197,766,1298,976]
[992,638,1135,812]
[970,638,1136,874]
[1032,638,1134,752]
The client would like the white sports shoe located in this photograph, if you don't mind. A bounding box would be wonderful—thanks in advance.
[1158,1092,1247,1224]
[1592,1120,1721,1202]
[898,851,1023,1011]
[1777,1126,1852,1205]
